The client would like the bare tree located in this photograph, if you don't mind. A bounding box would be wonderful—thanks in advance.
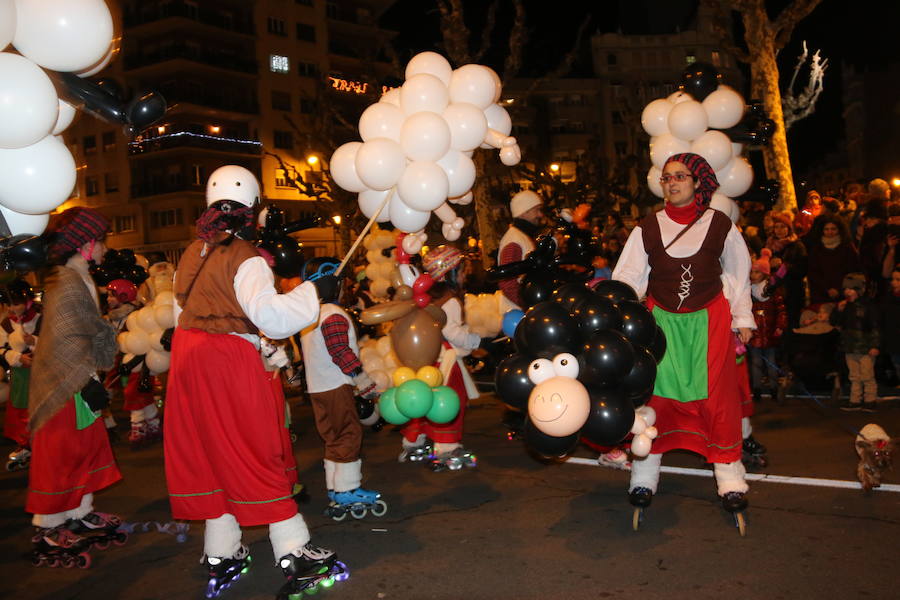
[782,41,827,131]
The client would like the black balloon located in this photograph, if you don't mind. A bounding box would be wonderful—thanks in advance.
[523,417,579,459]
[680,62,720,102]
[127,90,168,130]
[94,77,127,102]
[578,330,636,389]
[551,282,594,313]
[259,236,305,279]
[125,265,149,285]
[618,300,657,347]
[592,279,638,305]
[117,248,137,266]
[581,388,634,446]
[90,265,113,286]
[356,397,375,420]
[53,71,128,125]
[494,353,536,410]
[621,346,657,407]
[648,325,667,362]
[514,301,581,357]
[571,294,622,341]
[3,235,47,272]
[520,272,556,308]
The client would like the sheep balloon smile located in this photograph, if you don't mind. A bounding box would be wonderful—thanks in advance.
[527,354,590,438]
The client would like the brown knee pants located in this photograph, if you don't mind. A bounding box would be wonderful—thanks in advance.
[309,385,362,462]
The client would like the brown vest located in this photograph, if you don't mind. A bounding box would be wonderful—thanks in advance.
[174,238,260,334]
[642,209,732,313]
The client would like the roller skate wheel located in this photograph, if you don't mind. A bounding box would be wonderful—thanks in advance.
[632,507,642,531]
[327,507,347,522]
[47,556,60,568]
[76,552,91,569]
[350,506,367,519]
[31,555,44,567]
[370,499,388,517]
[95,539,110,550]
[304,583,320,595]
[113,531,128,546]
[734,512,747,536]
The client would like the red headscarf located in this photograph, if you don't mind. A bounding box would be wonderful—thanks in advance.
[664,153,720,217]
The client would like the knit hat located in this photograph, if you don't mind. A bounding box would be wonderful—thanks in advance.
[664,153,719,216]
[422,245,463,282]
[752,248,772,276]
[46,207,109,260]
[770,212,794,233]
[510,190,542,219]
[842,272,866,293]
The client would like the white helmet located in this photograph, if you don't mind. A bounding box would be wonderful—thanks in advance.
[206,165,260,208]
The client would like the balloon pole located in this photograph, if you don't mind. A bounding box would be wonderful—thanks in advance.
[335,188,393,277]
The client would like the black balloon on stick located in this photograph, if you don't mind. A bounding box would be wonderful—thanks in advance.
[578,330,636,389]
[680,62,721,101]
[571,294,622,341]
[581,388,634,447]
[514,301,581,357]
[2,235,47,272]
[648,325,667,363]
[494,353,537,410]
[127,91,168,130]
[551,282,594,313]
[592,279,638,305]
[618,300,657,347]
[621,346,658,408]
[523,417,579,459]
[521,272,556,307]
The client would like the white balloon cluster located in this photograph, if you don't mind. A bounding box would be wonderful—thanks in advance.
[362,226,398,299]
[463,291,505,338]
[330,51,522,241]
[359,336,402,393]
[117,290,175,375]
[0,0,116,235]
[641,85,750,222]
[629,405,658,458]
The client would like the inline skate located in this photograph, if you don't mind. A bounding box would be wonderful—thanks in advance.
[204,544,251,598]
[31,525,91,568]
[628,487,653,531]
[741,435,768,469]
[67,512,128,550]
[720,491,749,536]
[324,488,387,521]
[427,446,477,472]
[277,542,348,600]
[6,446,30,471]
[398,438,433,463]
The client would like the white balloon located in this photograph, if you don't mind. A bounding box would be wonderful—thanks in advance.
[370,369,391,393]
[641,98,673,137]
[667,90,691,104]
[710,192,740,223]
[636,405,656,427]
[145,349,170,375]
[355,138,406,191]
[702,85,745,129]
[329,142,368,193]
[648,133,690,169]
[380,87,400,106]
[442,102,487,151]
[436,150,476,198]
[76,40,116,77]
[399,73,449,115]
[631,433,652,458]
[128,330,152,356]
[149,329,164,352]
[155,290,175,306]
[0,204,49,235]
[667,100,708,141]
[399,111,450,162]
[13,0,114,72]
[397,161,449,212]
[0,0,15,50]
[483,103,512,136]
[370,278,390,298]
[388,197,431,233]
[358,188,394,223]
[125,312,144,334]
[448,64,499,109]
[716,157,754,197]
[405,51,452,86]
[0,135,76,214]
[359,102,404,142]
[690,130,733,171]
[376,335,392,356]
[8,329,26,352]
[116,331,130,354]
[731,142,744,157]
[646,166,664,198]
[449,190,473,205]
[154,304,176,329]
[0,53,59,149]
[136,307,158,332]
[51,99,77,135]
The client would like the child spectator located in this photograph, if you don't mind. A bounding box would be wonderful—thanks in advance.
[747,250,786,402]
[830,273,880,411]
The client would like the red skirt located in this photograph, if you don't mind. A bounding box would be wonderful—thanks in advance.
[265,370,299,488]
[4,404,29,447]
[737,356,754,419]
[122,374,155,411]
[164,329,298,526]
[401,360,469,444]
[26,401,121,515]
[645,294,742,463]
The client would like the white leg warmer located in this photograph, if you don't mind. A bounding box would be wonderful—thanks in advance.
[130,409,145,424]
[268,514,310,561]
[741,416,752,439]
[402,434,426,449]
[204,513,242,558]
[65,492,94,520]
[434,442,460,456]
[324,459,336,491]
[32,512,68,528]
[629,453,662,494]
[144,404,159,421]
[334,459,362,493]
[714,460,749,495]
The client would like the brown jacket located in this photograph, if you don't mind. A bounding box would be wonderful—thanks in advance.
[28,267,117,431]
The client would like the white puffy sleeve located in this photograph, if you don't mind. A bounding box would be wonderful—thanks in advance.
[441,297,481,356]
[719,225,755,330]
[611,226,649,300]
[233,256,320,339]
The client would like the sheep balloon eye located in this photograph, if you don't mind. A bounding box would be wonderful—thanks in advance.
[528,358,554,385]
[552,353,579,378]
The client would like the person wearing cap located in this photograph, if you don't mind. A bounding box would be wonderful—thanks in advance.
[26,206,124,557]
[497,190,544,309]
[830,272,880,412]
[163,165,345,598]
[612,152,756,519]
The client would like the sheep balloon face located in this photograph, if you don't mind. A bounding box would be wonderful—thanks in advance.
[527,354,590,437]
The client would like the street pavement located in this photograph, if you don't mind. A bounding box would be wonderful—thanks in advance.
[1,392,898,600]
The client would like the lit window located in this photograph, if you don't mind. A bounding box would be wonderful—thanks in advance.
[711,51,722,67]
[270,54,290,73]
[114,215,135,233]
[276,169,292,188]
[86,176,99,196]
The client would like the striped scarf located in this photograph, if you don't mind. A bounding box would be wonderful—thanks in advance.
[196,203,254,245]
[665,153,719,217]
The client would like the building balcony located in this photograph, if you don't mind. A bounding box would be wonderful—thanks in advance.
[124,45,257,74]
[130,177,204,199]
[123,1,254,36]
[128,131,262,157]
[156,83,259,115]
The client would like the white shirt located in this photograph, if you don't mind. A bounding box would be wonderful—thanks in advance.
[612,209,755,330]
[440,297,481,357]
[300,303,357,394]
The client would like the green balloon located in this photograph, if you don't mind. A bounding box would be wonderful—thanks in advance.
[395,379,433,419]
[426,386,460,424]
[378,388,409,425]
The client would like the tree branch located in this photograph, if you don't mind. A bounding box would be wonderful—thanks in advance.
[773,0,823,50]
[501,0,528,83]
[472,0,500,63]
[436,0,471,64]
[700,0,751,64]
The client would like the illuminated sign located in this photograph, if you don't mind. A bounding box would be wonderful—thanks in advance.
[328,76,369,94]
[270,54,290,73]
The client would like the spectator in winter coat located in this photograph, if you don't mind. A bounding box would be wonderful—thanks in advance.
[805,216,861,304]
[747,250,787,401]
[830,273,880,411]
[765,213,808,329]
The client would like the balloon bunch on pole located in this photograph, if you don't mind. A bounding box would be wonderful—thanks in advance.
[329,51,522,250]
[362,226,400,299]
[91,249,149,288]
[0,0,167,238]
[641,62,776,223]
[117,289,176,376]
[494,280,665,459]
[463,291,505,338]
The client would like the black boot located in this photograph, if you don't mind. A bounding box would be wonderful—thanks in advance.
[742,435,767,456]
[628,486,653,508]
[720,491,748,513]
[276,542,347,599]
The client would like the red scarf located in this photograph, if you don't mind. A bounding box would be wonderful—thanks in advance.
[10,301,37,324]
[664,201,697,225]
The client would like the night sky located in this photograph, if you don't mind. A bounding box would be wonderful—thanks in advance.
[381,0,899,178]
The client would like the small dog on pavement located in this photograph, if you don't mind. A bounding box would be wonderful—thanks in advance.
[855,424,896,492]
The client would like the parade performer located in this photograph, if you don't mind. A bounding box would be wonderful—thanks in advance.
[164,165,346,598]
[400,246,481,471]
[497,190,544,310]
[2,279,41,471]
[27,207,125,567]
[612,153,755,532]
[299,257,386,519]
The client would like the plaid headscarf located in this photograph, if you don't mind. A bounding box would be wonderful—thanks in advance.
[196,202,254,245]
[664,153,719,216]
[47,207,109,262]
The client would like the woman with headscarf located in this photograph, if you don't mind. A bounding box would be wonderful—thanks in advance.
[612,153,755,531]
[765,213,808,329]
[805,215,860,305]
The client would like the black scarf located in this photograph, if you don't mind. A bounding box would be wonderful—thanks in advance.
[512,218,539,239]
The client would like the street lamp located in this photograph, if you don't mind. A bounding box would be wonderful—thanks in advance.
[332,215,341,225]
[549,163,560,173]
[892,177,900,188]
[307,155,319,167]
